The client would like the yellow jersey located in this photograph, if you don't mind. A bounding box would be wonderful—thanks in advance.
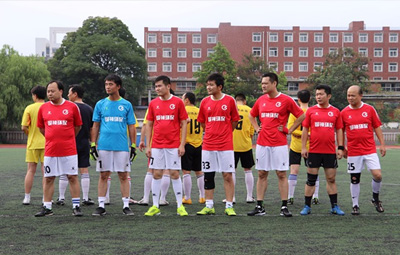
[288,108,309,153]
[185,105,203,148]
[233,104,254,152]
[21,102,45,149]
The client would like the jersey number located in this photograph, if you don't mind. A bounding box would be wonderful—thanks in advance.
[236,115,244,130]
[347,163,355,171]
[45,166,51,174]
[202,161,210,170]
[189,119,201,134]
[150,157,154,165]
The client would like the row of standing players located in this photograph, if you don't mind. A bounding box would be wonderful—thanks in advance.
[22,72,385,217]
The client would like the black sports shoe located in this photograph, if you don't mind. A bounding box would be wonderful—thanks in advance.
[35,207,54,217]
[351,205,360,215]
[280,206,292,217]
[56,198,65,206]
[73,206,83,217]
[312,197,320,205]
[123,207,135,216]
[92,207,106,216]
[247,205,266,216]
[82,199,95,206]
[371,199,384,213]
[288,198,294,205]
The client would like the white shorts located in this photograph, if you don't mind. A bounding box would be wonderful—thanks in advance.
[44,155,78,177]
[347,153,381,173]
[201,150,235,173]
[96,150,130,172]
[255,145,289,171]
[149,148,181,170]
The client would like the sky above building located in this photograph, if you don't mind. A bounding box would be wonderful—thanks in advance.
[0,0,399,56]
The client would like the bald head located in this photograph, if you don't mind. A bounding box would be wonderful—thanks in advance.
[347,85,363,108]
[348,85,363,96]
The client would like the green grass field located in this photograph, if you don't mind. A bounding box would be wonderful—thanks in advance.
[1,148,400,254]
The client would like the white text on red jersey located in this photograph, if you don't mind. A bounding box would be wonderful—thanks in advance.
[261,113,279,118]
[47,120,67,126]
[208,116,226,122]
[349,123,368,130]
[156,115,175,120]
[314,122,333,128]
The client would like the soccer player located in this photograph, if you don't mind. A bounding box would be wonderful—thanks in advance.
[90,74,137,216]
[196,73,240,216]
[181,92,205,205]
[287,90,320,205]
[341,85,386,215]
[247,73,304,217]
[144,75,188,216]
[300,84,345,216]
[21,85,46,205]
[35,81,83,217]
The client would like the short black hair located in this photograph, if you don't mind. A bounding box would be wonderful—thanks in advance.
[357,86,363,95]
[105,74,122,86]
[69,84,84,99]
[206,73,224,89]
[234,93,246,102]
[170,88,175,95]
[47,80,64,92]
[119,87,126,98]
[154,75,171,86]
[262,72,279,85]
[184,92,196,104]
[315,84,332,95]
[297,90,310,103]
[31,85,46,100]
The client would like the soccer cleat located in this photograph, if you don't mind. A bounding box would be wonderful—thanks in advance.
[123,207,134,216]
[92,207,106,216]
[287,198,294,205]
[35,207,54,217]
[331,205,345,215]
[144,205,161,216]
[182,198,192,205]
[177,205,189,216]
[246,197,256,203]
[105,197,110,205]
[197,207,215,215]
[222,199,236,204]
[371,199,384,213]
[280,206,293,217]
[82,199,95,206]
[351,205,360,215]
[247,205,266,216]
[73,206,83,217]
[225,207,237,216]
[129,197,137,205]
[159,199,169,206]
[312,197,320,205]
[23,197,30,205]
[300,205,311,215]
[198,198,206,204]
[137,198,149,206]
[56,198,65,206]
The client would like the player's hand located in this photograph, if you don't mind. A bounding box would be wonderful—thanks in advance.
[130,144,137,162]
[336,149,343,160]
[380,145,386,157]
[90,142,98,161]
[139,141,146,152]
[301,148,308,158]
[145,147,152,158]
[292,133,301,139]
[178,144,185,157]
[277,125,289,134]
[343,149,348,159]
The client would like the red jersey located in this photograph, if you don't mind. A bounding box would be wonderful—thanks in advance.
[198,94,240,151]
[341,102,381,156]
[303,104,343,154]
[37,99,82,157]
[250,93,303,147]
[146,95,188,148]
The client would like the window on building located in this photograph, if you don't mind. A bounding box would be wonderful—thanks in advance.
[288,82,298,91]
[284,62,293,72]
[177,48,187,58]
[148,33,157,43]
[373,63,383,72]
[299,47,308,57]
[389,33,398,43]
[207,34,217,44]
[373,77,382,81]
[162,34,172,43]
[192,34,201,44]
[269,62,278,72]
[329,33,338,43]
[162,48,172,58]
[253,32,262,42]
[252,47,262,57]
[192,63,201,72]
[162,62,172,72]
[314,62,323,71]
[314,33,323,42]
[177,81,197,91]
[389,48,398,57]
[269,32,278,42]
[374,33,383,42]
[147,63,157,72]
[344,33,353,43]
[359,48,368,57]
[389,63,398,72]
[284,47,293,57]
[207,48,215,57]
[314,48,323,57]
[359,33,368,43]
[177,63,187,72]
[284,32,293,42]
[299,62,308,72]
[381,83,400,92]
[299,33,308,42]
[269,47,278,57]
[192,48,201,58]
[374,48,383,57]
[329,48,338,54]
[177,34,187,43]
[148,48,157,58]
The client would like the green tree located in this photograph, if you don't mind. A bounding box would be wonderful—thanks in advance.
[47,16,147,107]
[194,42,237,99]
[307,48,369,109]
[0,45,50,130]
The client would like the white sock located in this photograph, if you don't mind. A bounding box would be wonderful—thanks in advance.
[172,177,183,207]
[128,176,132,198]
[43,202,52,210]
[372,178,382,194]
[183,174,192,200]
[206,199,214,209]
[122,197,130,208]
[81,173,90,201]
[288,174,297,199]
[106,177,111,200]
[152,178,162,208]
[350,183,360,207]
[197,174,205,199]
[143,172,153,201]
[232,172,236,201]
[58,174,68,200]
[160,174,170,201]
[25,193,31,200]
[244,170,254,200]
[72,197,80,209]
[226,201,233,208]
[98,196,106,208]
[312,177,320,199]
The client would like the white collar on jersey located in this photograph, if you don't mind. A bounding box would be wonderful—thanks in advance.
[49,98,65,106]
[316,103,331,109]
[348,102,364,109]
[159,94,173,101]
[267,92,281,99]
[211,94,225,101]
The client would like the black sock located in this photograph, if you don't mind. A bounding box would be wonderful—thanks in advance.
[257,200,263,207]
[373,192,379,201]
[282,200,288,207]
[305,196,312,207]
[329,194,338,208]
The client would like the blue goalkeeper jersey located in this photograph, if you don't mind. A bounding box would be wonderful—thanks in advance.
[93,97,136,151]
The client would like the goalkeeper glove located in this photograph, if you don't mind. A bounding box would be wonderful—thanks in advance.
[90,142,98,161]
[130,143,137,162]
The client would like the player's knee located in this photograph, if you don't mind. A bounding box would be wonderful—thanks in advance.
[204,172,215,190]
[350,173,361,184]
[306,173,318,186]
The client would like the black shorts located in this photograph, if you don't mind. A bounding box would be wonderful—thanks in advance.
[77,143,90,168]
[181,144,202,171]
[306,153,338,169]
[289,149,306,166]
[234,149,255,169]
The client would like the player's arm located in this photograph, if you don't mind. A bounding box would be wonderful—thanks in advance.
[336,128,344,160]
[249,114,260,133]
[231,121,238,132]
[145,120,154,158]
[74,126,81,137]
[288,113,305,135]
[200,123,205,130]
[21,126,29,135]
[139,123,146,152]
[374,126,386,157]
[301,127,309,158]
[128,124,137,145]
[90,122,100,143]
[39,128,45,136]
[179,119,187,157]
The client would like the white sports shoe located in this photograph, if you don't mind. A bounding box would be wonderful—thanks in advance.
[105,197,110,205]
[23,197,30,205]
